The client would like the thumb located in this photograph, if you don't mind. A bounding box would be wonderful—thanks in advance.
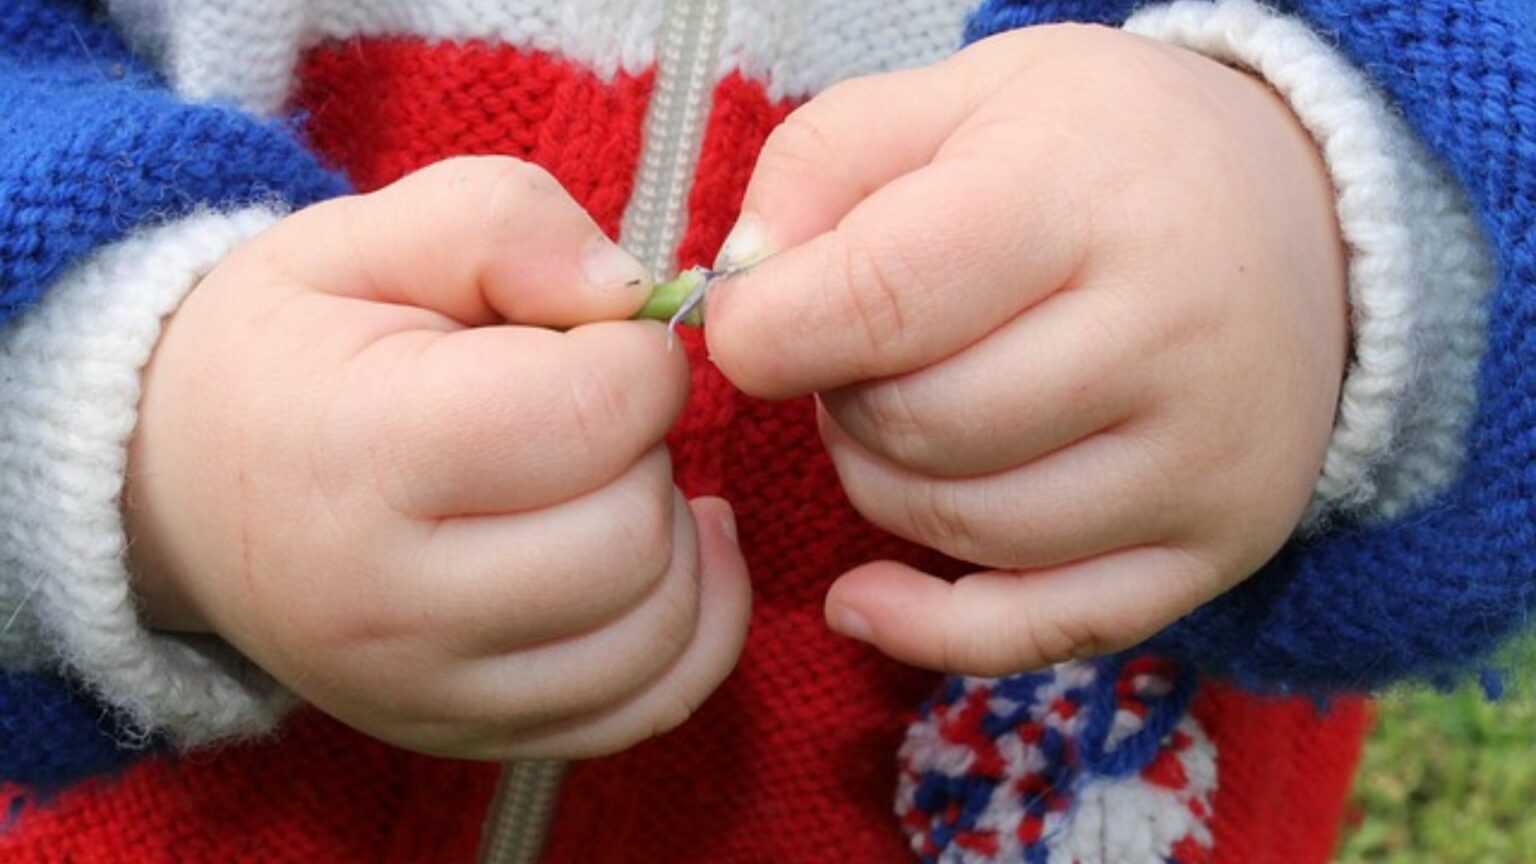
[264,155,653,328]
[712,59,979,272]
[703,59,995,398]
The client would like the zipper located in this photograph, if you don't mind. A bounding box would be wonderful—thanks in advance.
[621,0,733,278]
[476,1,730,862]
[477,760,566,864]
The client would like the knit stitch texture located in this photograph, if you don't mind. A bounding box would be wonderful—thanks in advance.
[0,208,292,746]
[0,0,344,784]
[1126,0,1494,529]
[0,2,344,319]
[0,1,1528,861]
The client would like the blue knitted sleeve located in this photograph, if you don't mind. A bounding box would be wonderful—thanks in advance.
[965,0,1536,693]
[0,0,346,789]
[0,0,347,322]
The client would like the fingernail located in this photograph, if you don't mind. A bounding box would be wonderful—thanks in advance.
[831,607,874,643]
[714,212,771,272]
[583,235,651,291]
[718,504,738,544]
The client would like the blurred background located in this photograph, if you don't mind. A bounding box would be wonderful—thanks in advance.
[1336,638,1536,863]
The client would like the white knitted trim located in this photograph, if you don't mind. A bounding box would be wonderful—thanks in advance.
[718,0,972,101]
[107,0,974,114]
[310,0,669,82]
[0,207,294,746]
[106,0,667,115]
[103,0,173,62]
[1126,0,1495,527]
[107,0,310,117]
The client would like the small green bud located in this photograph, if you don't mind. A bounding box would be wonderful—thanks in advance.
[634,267,709,328]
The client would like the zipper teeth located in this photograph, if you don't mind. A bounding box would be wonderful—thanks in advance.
[622,0,731,276]
[478,3,729,863]
[477,761,566,864]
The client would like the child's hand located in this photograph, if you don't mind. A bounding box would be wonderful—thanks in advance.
[706,26,1347,676]
[123,157,752,760]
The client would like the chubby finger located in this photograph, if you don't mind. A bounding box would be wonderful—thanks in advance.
[823,546,1224,677]
[266,155,652,327]
[491,497,751,759]
[427,490,709,733]
[707,154,1087,399]
[408,448,677,654]
[819,284,1150,478]
[821,413,1177,570]
[352,319,689,518]
[715,62,980,272]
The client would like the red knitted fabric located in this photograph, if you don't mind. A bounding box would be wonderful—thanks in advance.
[0,37,1371,863]
[543,69,959,863]
[1194,686,1371,862]
[296,38,652,235]
[0,711,497,863]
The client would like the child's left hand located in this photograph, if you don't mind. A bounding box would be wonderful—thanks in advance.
[705,25,1349,676]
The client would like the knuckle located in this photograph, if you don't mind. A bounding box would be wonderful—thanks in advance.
[759,104,844,182]
[901,480,978,562]
[497,157,561,196]
[443,154,557,191]
[936,581,1129,677]
[615,546,700,679]
[831,236,912,371]
[1162,543,1230,603]
[356,413,436,520]
[978,614,1107,676]
[559,362,634,456]
[286,194,359,238]
[480,158,564,229]
[653,568,700,660]
[1102,423,1181,517]
[635,542,702,666]
[408,155,540,200]
[846,380,942,470]
[936,625,988,676]
[937,617,1014,677]
[607,486,677,595]
[536,486,676,629]
[1029,615,1113,667]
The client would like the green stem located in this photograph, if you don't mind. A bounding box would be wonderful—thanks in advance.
[634,268,707,327]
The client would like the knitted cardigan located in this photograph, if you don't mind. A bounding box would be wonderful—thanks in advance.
[0,0,1529,862]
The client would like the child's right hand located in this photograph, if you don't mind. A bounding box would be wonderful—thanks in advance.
[121,157,752,761]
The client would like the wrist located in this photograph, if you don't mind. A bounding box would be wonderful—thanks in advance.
[122,241,238,637]
[124,422,212,634]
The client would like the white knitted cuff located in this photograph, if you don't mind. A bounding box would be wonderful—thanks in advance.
[0,207,295,747]
[1125,0,1496,528]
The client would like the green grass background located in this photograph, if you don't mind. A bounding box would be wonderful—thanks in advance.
[1336,639,1536,863]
